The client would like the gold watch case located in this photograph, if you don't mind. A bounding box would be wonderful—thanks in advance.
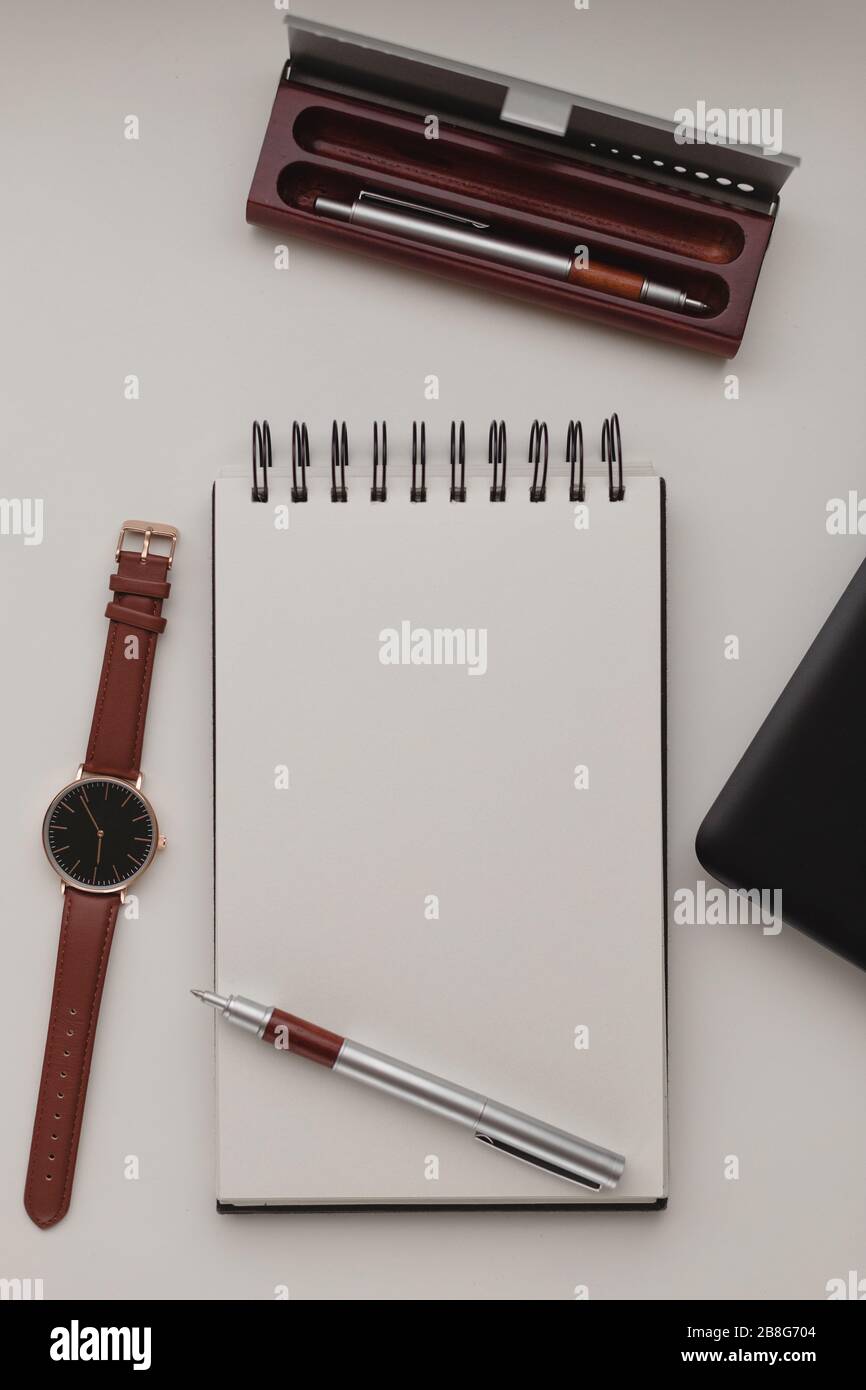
[42,772,164,897]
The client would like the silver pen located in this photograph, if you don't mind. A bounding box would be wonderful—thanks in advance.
[192,989,625,1191]
[314,190,708,314]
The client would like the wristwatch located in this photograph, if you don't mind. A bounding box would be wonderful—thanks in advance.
[24,520,178,1228]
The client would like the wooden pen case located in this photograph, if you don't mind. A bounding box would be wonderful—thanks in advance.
[247,17,800,358]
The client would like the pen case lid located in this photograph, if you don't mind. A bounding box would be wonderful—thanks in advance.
[285,14,799,215]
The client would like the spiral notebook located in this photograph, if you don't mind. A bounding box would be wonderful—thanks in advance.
[212,420,668,1209]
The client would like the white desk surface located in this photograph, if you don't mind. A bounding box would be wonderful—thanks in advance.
[1,0,865,1299]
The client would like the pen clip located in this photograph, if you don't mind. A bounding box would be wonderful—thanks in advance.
[473,1098,625,1191]
[357,190,489,231]
[474,1132,603,1190]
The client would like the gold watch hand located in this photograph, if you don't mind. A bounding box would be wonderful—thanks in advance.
[81,798,101,833]
[96,831,104,866]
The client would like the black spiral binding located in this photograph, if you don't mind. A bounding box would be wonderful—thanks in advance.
[291,421,310,503]
[370,421,388,501]
[567,421,585,502]
[489,420,507,502]
[331,420,349,502]
[528,420,549,502]
[450,421,466,502]
[411,422,427,502]
[247,419,628,503]
[602,413,625,501]
[251,420,272,503]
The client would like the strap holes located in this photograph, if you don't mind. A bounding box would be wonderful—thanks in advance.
[50,1134,58,1141]
[53,1112,61,1120]
[69,1008,77,1016]
[63,1049,70,1057]
[56,1091,64,1099]
[48,1153,55,1161]
[66,1028,74,1037]
[45,1174,53,1181]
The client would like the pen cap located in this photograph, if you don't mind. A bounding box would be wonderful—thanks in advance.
[474,1099,625,1191]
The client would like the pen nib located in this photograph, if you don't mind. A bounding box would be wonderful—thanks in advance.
[190,988,228,1011]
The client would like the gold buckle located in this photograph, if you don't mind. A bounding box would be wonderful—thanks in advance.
[115,520,179,569]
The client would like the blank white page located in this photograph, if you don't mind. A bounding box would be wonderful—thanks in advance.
[213,465,666,1205]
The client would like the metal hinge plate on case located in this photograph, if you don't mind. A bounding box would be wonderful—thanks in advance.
[500,84,572,138]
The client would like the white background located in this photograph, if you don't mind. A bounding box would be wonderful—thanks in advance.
[1,0,865,1298]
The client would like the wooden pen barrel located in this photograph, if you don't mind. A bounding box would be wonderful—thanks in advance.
[263,1007,345,1067]
[567,260,645,300]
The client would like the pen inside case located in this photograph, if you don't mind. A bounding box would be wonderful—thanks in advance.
[289,175,726,317]
[247,18,797,354]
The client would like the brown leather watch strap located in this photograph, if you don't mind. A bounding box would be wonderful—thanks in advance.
[26,522,177,1229]
[83,529,175,781]
[24,889,121,1228]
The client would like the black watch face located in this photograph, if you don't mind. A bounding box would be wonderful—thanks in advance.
[42,778,157,892]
